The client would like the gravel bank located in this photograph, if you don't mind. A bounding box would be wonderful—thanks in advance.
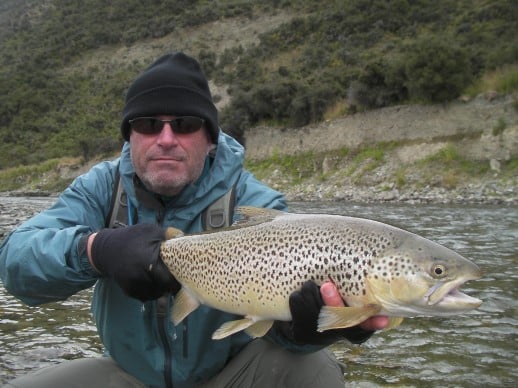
[280,180,517,205]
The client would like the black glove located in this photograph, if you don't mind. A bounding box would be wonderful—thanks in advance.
[90,224,180,301]
[277,281,374,346]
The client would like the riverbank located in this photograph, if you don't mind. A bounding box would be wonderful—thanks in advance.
[2,155,516,207]
[245,93,517,206]
[248,152,518,207]
[253,147,517,206]
[1,95,516,206]
[2,177,516,206]
[277,178,517,205]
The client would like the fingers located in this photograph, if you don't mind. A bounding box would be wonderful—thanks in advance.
[320,282,345,307]
[359,315,390,331]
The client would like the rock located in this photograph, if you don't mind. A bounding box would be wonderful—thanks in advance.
[379,189,399,201]
[489,159,501,173]
[485,90,498,101]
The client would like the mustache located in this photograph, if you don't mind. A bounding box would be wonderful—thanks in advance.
[147,151,187,161]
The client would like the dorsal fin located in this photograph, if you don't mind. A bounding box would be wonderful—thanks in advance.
[236,206,285,223]
[167,207,286,240]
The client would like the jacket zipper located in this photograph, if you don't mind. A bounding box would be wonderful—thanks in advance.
[156,295,174,388]
[155,206,174,388]
[183,317,189,358]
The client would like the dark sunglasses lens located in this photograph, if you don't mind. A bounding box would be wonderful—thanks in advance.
[174,117,204,134]
[130,117,204,135]
[130,118,160,134]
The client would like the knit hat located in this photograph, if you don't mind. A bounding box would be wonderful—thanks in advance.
[121,52,219,143]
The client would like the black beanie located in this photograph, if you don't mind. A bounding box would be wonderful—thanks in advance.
[121,52,219,143]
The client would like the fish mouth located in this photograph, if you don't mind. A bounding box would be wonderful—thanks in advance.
[436,286,482,307]
[425,275,482,312]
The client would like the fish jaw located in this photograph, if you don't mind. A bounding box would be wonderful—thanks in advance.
[423,270,483,315]
[365,256,483,317]
[366,275,482,318]
[430,286,482,314]
[422,254,483,314]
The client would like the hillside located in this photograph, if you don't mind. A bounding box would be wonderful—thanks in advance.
[0,0,516,204]
[3,93,516,206]
[245,94,517,205]
[0,0,517,169]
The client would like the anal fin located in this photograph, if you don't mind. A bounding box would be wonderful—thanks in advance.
[212,318,256,340]
[245,320,274,338]
[212,317,275,340]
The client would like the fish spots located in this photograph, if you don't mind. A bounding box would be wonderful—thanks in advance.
[160,213,418,319]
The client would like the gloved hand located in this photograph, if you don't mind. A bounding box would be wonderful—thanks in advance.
[90,224,180,301]
[278,280,374,346]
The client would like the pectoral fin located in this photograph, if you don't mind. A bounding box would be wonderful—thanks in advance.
[171,288,200,325]
[318,304,382,332]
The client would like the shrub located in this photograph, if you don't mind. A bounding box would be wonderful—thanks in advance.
[404,35,474,102]
[348,58,408,109]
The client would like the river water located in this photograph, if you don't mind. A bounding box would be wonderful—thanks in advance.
[0,196,516,386]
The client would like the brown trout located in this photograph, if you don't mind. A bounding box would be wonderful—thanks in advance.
[160,207,482,340]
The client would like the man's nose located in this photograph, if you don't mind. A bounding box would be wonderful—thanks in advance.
[156,122,179,145]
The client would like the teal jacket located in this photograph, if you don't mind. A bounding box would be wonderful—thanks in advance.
[0,133,317,387]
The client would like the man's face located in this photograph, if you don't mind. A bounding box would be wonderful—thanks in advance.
[129,115,213,196]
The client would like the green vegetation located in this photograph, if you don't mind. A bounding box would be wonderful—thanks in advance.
[394,168,407,189]
[492,118,507,136]
[245,149,319,185]
[1,141,514,194]
[243,140,513,196]
[0,159,60,192]
[0,0,517,170]
[245,143,391,186]
[501,158,518,180]
[345,146,386,183]
[245,146,352,186]
[418,144,491,189]
[465,64,518,96]
[219,0,518,138]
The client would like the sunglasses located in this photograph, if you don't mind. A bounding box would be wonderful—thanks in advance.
[128,116,205,135]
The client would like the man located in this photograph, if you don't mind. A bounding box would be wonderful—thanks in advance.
[0,52,387,387]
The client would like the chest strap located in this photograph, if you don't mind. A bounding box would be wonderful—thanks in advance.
[106,172,237,230]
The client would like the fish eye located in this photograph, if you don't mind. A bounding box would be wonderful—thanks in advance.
[431,264,447,278]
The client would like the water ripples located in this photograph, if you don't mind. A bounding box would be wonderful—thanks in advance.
[1,198,517,386]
